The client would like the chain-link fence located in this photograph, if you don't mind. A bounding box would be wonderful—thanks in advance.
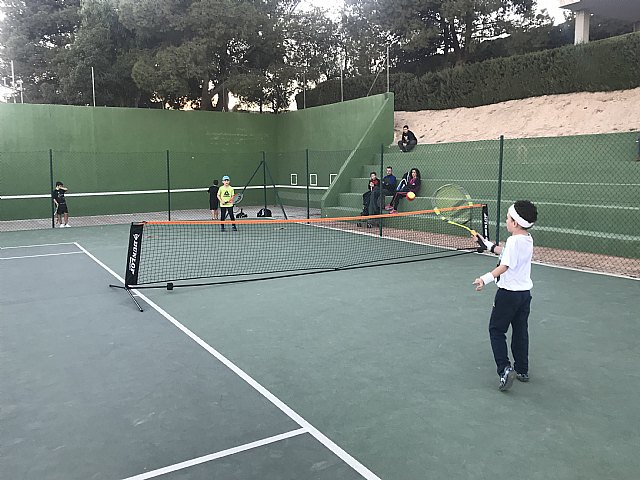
[343,132,638,278]
[2,132,639,277]
[0,148,350,228]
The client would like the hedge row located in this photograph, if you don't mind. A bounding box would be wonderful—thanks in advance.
[296,32,640,111]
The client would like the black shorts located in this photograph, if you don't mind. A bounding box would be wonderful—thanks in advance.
[209,200,220,210]
[56,204,68,214]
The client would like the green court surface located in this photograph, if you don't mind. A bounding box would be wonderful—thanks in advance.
[1,225,639,480]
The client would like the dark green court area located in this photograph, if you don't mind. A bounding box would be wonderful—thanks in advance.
[1,224,639,480]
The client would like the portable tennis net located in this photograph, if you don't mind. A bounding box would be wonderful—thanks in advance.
[113,205,488,310]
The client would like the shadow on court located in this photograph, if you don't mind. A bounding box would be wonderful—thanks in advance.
[1,225,639,480]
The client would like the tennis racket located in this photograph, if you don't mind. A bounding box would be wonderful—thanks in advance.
[232,193,244,214]
[432,184,476,235]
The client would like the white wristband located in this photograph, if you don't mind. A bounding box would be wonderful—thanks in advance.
[480,272,495,285]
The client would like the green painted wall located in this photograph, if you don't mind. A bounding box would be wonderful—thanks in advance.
[0,94,393,155]
[0,94,394,218]
[266,94,394,208]
[275,94,394,152]
[320,94,394,212]
[0,103,276,153]
[1,98,637,261]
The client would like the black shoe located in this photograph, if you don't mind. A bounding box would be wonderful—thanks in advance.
[516,372,529,382]
[499,366,516,391]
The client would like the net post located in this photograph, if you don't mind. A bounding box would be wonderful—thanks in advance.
[482,204,489,240]
[49,149,54,229]
[262,151,267,209]
[166,150,171,221]
[125,222,144,287]
[496,135,504,244]
[306,149,310,219]
[109,222,145,312]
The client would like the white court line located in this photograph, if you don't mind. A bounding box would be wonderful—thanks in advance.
[120,429,307,480]
[532,260,640,281]
[0,251,83,260]
[74,242,381,480]
[0,242,76,249]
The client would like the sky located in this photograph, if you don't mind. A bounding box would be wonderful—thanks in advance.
[302,0,567,25]
[535,0,566,24]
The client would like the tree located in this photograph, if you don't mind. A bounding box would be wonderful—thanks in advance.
[0,0,80,103]
[341,2,391,76]
[121,0,282,110]
[344,0,539,72]
[276,8,342,109]
[56,0,152,107]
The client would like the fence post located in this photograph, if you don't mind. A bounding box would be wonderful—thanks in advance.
[379,144,384,236]
[305,149,310,219]
[49,149,54,228]
[166,150,171,221]
[496,135,504,244]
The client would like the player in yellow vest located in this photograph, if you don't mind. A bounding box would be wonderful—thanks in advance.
[216,175,237,231]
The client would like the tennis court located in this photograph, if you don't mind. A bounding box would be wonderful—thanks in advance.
[1,223,638,480]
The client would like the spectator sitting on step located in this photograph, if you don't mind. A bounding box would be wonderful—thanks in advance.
[381,166,397,198]
[361,171,381,215]
[398,125,417,152]
[386,168,421,214]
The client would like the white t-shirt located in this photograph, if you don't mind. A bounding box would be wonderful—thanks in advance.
[496,234,534,291]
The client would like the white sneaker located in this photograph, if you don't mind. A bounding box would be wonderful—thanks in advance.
[499,366,516,391]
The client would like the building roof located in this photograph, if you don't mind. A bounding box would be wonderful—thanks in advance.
[559,0,640,22]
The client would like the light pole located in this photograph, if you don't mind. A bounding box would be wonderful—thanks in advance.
[386,44,390,93]
[11,60,16,103]
[91,67,96,106]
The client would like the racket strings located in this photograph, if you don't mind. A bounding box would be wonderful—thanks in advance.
[433,185,473,225]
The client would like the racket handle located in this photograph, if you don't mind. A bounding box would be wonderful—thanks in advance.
[475,234,488,251]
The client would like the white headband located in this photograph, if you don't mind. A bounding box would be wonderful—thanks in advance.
[508,204,533,228]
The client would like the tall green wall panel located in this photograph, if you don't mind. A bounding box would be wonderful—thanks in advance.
[0,95,393,212]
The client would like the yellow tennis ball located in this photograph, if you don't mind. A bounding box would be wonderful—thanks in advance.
[434,208,440,214]
[407,191,416,201]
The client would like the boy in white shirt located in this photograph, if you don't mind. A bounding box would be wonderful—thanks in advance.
[474,200,538,391]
